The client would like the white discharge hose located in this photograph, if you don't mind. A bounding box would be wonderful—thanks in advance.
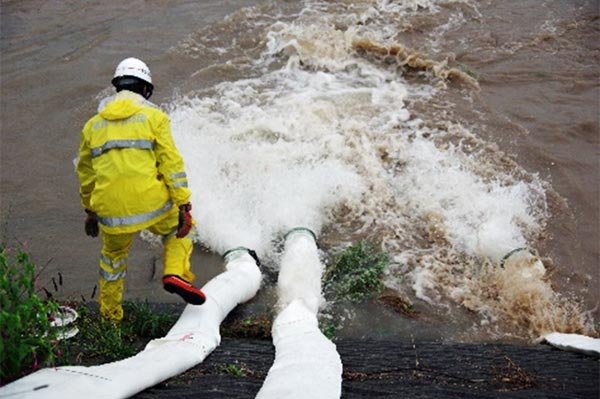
[0,249,261,399]
[256,228,343,399]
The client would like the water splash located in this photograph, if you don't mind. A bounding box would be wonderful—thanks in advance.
[165,0,594,339]
[169,72,367,255]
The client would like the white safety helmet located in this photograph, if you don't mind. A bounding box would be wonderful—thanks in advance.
[111,57,154,98]
[112,57,152,85]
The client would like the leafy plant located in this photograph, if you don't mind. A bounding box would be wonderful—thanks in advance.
[0,248,59,383]
[324,242,390,303]
[220,362,247,377]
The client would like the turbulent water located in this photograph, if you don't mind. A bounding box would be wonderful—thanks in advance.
[1,0,598,342]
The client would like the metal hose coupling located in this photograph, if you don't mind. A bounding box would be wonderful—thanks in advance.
[222,246,261,267]
[284,227,318,244]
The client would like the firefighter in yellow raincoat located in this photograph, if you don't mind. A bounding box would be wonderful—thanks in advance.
[77,57,205,321]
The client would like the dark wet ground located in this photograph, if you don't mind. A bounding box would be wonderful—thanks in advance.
[136,337,599,399]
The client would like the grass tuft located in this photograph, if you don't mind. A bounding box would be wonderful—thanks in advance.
[319,242,390,340]
[56,301,178,366]
[220,363,248,377]
[324,242,390,303]
[122,301,179,338]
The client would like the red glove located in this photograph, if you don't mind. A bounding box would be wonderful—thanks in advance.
[176,203,193,238]
[84,210,99,238]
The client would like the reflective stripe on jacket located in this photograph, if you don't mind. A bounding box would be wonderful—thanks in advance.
[77,90,191,234]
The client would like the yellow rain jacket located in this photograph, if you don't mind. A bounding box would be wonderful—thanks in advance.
[77,90,191,234]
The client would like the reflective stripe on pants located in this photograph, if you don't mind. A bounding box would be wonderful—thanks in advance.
[99,232,133,321]
[98,205,194,321]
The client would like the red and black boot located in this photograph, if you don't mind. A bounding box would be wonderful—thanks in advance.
[163,275,206,305]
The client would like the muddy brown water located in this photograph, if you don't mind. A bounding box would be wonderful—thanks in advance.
[0,0,598,341]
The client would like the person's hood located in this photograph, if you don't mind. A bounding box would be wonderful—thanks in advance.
[98,90,155,120]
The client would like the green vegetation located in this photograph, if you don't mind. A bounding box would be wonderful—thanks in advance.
[324,241,390,303]
[57,301,178,366]
[123,301,179,338]
[319,319,338,340]
[320,242,390,340]
[220,362,248,377]
[1,241,392,383]
[0,248,59,383]
[71,312,138,360]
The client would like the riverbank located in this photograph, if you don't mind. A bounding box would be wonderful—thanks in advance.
[136,337,599,398]
[116,303,597,399]
[2,299,597,397]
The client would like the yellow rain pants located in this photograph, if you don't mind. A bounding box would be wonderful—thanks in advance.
[98,206,194,321]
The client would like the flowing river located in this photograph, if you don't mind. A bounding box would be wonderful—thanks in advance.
[1,0,598,342]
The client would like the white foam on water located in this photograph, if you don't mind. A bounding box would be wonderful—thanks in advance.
[169,3,423,257]
[169,68,369,256]
[392,135,544,262]
[411,262,439,305]
[164,0,593,338]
